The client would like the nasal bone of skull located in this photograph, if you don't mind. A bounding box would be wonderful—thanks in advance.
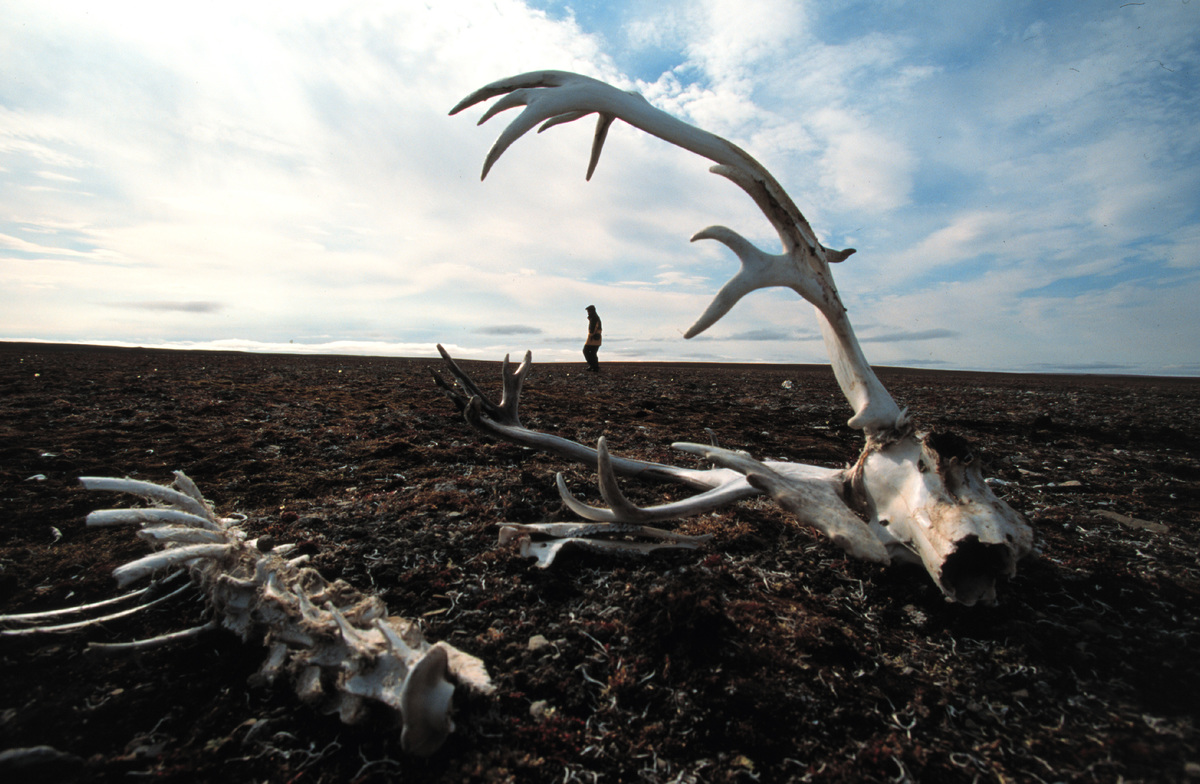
[938,535,1017,606]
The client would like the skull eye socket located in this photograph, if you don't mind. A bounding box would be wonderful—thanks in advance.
[918,459,930,474]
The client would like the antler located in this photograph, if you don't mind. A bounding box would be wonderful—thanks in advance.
[555,437,757,523]
[433,352,891,562]
[559,437,886,562]
[447,71,1034,605]
[450,70,903,437]
[431,344,735,491]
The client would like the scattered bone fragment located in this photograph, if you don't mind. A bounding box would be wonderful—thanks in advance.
[1092,509,1169,534]
[0,745,83,775]
[529,700,555,720]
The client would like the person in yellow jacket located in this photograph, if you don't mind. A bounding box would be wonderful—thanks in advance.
[583,305,602,372]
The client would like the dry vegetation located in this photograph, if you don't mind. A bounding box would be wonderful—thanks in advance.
[1,342,1198,782]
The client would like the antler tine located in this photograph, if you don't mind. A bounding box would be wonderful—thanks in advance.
[538,112,621,182]
[702,166,857,280]
[497,350,533,419]
[449,71,570,116]
[586,114,617,181]
[428,368,468,413]
[555,437,657,523]
[433,343,528,426]
[594,437,652,519]
[538,110,617,181]
[453,70,751,181]
[556,437,761,523]
[478,99,560,180]
[434,343,488,403]
[451,73,595,180]
[685,226,826,339]
[556,473,635,523]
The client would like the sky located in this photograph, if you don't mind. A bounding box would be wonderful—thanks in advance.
[2,0,1198,375]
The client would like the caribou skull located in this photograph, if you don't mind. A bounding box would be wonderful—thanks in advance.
[440,71,1033,606]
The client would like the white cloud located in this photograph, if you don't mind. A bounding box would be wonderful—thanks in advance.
[1,0,1197,375]
[686,0,808,81]
[888,211,1012,277]
[809,107,914,213]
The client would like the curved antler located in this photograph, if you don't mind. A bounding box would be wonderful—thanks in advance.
[431,345,738,491]
[555,437,758,523]
[555,437,885,562]
[451,70,903,436]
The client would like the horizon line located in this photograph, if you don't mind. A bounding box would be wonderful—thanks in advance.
[3,338,1197,380]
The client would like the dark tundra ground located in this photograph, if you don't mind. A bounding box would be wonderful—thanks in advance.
[0,341,1197,783]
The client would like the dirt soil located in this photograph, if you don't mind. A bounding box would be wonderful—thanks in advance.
[1,341,1198,783]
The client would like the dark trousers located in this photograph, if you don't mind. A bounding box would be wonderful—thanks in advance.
[583,344,600,372]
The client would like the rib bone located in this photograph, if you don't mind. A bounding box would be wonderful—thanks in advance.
[0,580,192,635]
[8,473,493,755]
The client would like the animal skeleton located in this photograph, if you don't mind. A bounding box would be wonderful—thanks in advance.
[440,70,1033,605]
[0,473,493,755]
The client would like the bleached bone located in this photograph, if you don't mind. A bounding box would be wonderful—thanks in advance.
[498,517,712,569]
[0,571,184,624]
[555,437,753,523]
[0,580,192,635]
[531,538,704,568]
[87,507,224,531]
[452,71,901,436]
[433,345,719,488]
[135,525,228,545]
[89,619,220,652]
[498,522,711,545]
[486,436,713,566]
[675,442,889,563]
[441,70,1034,605]
[5,473,493,756]
[111,543,234,588]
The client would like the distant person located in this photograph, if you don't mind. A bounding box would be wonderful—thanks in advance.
[583,305,602,372]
